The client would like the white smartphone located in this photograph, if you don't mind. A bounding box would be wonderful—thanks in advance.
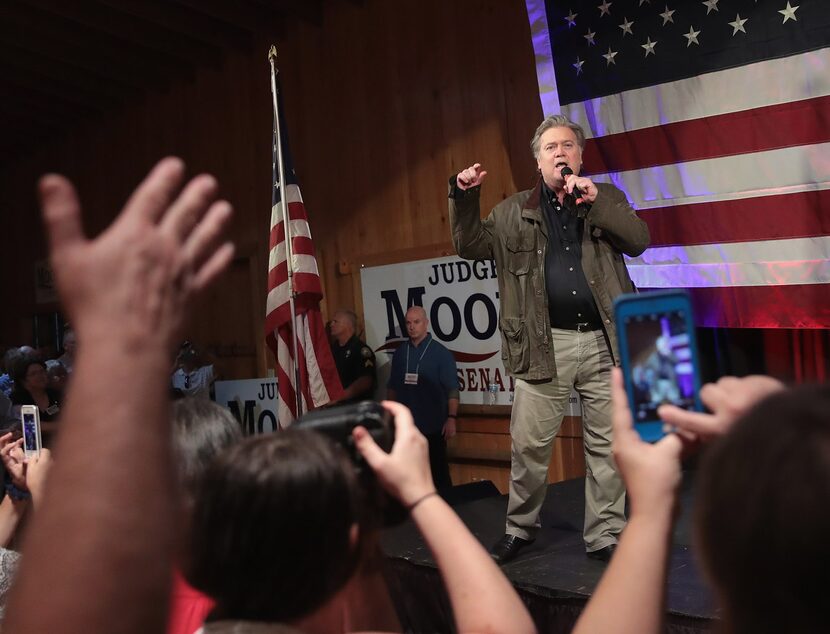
[20,405,42,459]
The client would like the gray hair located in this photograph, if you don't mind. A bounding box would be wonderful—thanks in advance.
[530,114,586,159]
[334,309,358,331]
[406,305,428,321]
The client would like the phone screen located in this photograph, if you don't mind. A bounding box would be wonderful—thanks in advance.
[622,309,697,424]
[23,411,39,454]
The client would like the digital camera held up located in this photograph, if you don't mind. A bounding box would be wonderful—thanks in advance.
[295,400,406,525]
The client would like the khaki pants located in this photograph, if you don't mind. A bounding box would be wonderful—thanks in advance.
[505,328,626,551]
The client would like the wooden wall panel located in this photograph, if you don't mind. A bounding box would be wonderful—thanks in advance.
[449,416,587,494]
[274,0,543,316]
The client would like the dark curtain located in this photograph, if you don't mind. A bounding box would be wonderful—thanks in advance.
[697,327,829,385]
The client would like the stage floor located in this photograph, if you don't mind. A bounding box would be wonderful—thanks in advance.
[381,474,716,633]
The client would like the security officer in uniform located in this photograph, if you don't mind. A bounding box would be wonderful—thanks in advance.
[328,309,376,404]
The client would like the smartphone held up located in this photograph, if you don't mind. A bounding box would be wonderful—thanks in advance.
[614,290,703,442]
[20,404,42,458]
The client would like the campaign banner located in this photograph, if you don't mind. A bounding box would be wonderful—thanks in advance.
[215,378,279,434]
[360,254,580,415]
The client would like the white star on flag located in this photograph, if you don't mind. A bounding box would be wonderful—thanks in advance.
[683,26,701,46]
[778,2,799,23]
[598,1,613,17]
[525,0,830,331]
[573,57,585,74]
[584,30,597,45]
[729,14,748,35]
[565,10,578,27]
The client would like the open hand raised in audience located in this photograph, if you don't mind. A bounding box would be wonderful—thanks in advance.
[352,400,435,508]
[658,375,785,442]
[611,368,683,518]
[39,157,235,353]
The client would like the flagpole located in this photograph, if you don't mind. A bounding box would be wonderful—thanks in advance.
[268,45,304,419]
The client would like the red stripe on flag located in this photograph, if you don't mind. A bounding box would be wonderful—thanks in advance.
[267,266,323,299]
[270,231,317,256]
[678,284,830,329]
[641,189,830,247]
[582,96,830,174]
[265,289,328,336]
[268,202,310,247]
[265,302,290,338]
[274,329,298,420]
[306,309,344,402]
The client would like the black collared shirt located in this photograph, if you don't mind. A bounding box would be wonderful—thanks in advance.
[331,335,376,403]
[540,184,602,329]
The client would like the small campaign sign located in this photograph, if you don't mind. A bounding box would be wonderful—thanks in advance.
[215,378,279,434]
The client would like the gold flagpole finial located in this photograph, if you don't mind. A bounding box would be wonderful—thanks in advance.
[268,45,277,64]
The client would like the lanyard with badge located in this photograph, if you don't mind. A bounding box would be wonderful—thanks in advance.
[404,337,432,385]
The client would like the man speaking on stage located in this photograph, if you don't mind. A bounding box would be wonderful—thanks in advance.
[449,114,650,564]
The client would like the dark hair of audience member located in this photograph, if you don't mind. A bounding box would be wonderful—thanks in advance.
[187,429,372,623]
[695,385,830,634]
[171,397,242,508]
[2,348,23,374]
[11,356,47,393]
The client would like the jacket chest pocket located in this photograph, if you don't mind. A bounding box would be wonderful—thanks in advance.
[505,236,535,275]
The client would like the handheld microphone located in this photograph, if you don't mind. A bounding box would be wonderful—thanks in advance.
[560,166,586,206]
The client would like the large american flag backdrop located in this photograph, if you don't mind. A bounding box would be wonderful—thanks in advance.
[265,77,343,426]
[526,0,830,328]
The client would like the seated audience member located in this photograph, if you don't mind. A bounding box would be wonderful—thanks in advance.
[172,344,216,399]
[3,157,235,634]
[572,372,791,634]
[187,400,536,634]
[169,398,242,634]
[0,392,15,432]
[0,349,24,397]
[44,361,69,395]
[56,328,76,374]
[0,433,52,620]
[10,356,61,443]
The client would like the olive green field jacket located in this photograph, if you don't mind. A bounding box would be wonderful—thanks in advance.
[449,179,650,381]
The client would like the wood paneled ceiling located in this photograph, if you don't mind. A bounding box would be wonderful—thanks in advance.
[0,0,355,163]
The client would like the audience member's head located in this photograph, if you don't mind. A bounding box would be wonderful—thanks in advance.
[2,348,23,377]
[694,385,830,634]
[61,329,77,360]
[177,346,195,369]
[329,310,358,343]
[187,429,372,623]
[171,397,241,512]
[46,362,68,393]
[12,355,49,396]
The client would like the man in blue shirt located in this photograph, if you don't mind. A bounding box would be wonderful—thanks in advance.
[387,306,459,490]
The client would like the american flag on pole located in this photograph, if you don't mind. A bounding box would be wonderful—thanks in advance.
[526,0,830,328]
[265,77,343,426]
